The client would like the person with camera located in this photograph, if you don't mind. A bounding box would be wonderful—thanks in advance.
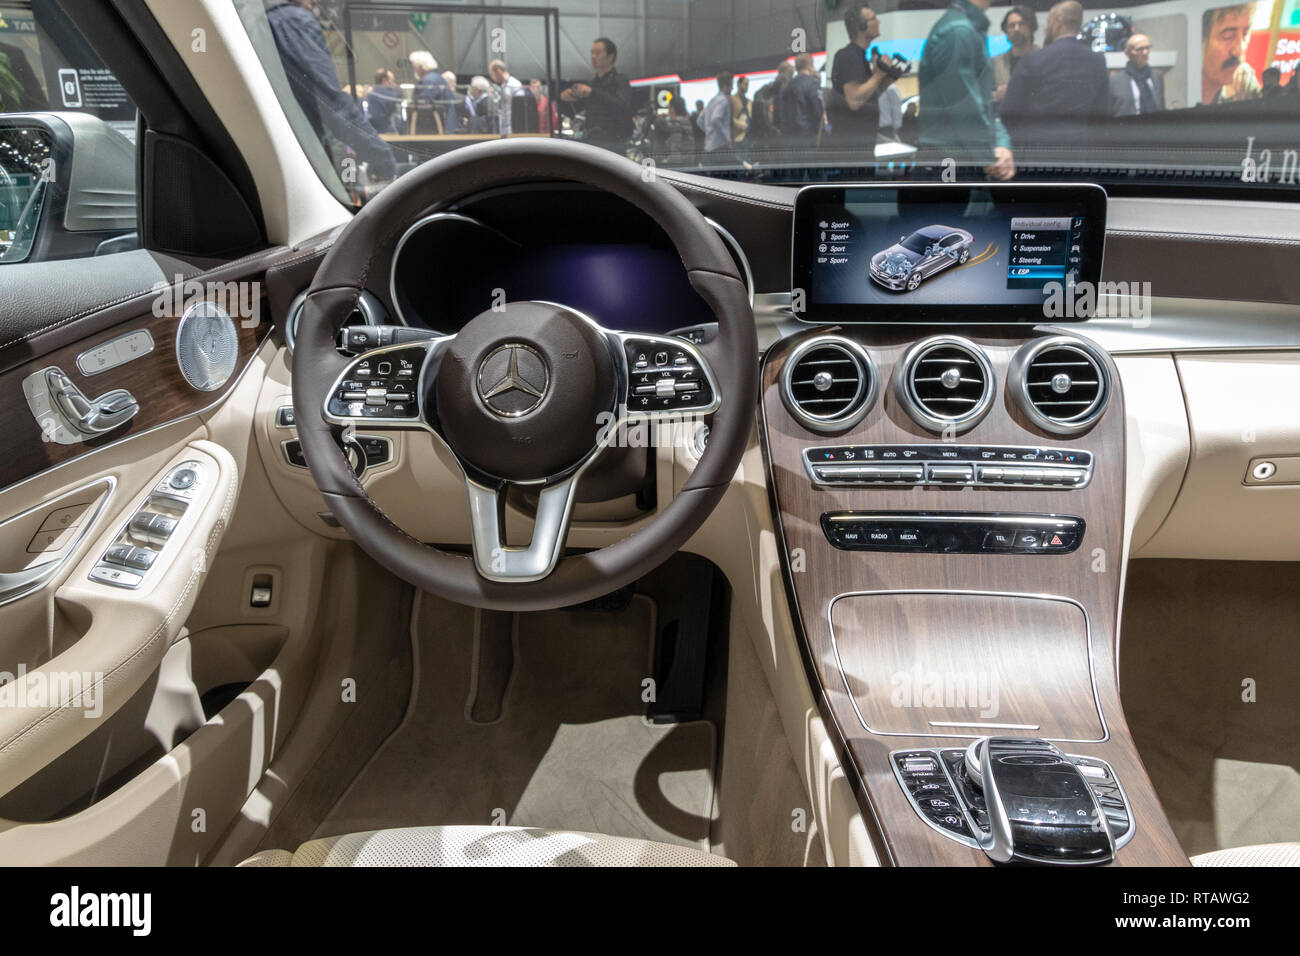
[826,6,898,151]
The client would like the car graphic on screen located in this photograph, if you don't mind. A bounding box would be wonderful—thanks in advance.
[869,225,974,292]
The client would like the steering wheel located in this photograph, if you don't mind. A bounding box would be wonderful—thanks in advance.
[292,139,756,611]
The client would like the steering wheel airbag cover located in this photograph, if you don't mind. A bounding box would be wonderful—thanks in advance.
[435,302,616,482]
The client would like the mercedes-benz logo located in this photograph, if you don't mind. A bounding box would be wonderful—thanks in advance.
[477,343,549,417]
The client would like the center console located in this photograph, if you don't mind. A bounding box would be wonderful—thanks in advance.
[758,183,1187,866]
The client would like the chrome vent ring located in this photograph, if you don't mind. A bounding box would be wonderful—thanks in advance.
[780,336,878,433]
[894,335,995,433]
[1010,335,1111,435]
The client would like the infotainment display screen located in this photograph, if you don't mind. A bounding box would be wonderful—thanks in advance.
[790,184,1107,323]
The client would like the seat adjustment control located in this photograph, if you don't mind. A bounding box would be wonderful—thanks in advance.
[22,366,140,445]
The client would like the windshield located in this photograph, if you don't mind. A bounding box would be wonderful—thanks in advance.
[239,0,1300,207]
[901,231,934,253]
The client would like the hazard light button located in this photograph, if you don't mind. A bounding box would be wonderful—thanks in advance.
[1042,531,1078,551]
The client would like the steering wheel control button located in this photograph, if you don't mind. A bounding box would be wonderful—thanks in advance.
[622,337,716,414]
[822,513,1084,554]
[328,344,430,423]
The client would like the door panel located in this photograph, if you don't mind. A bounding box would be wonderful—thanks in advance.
[0,242,353,862]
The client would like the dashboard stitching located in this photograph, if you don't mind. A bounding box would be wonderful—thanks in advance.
[1109,229,1300,247]
[662,174,793,211]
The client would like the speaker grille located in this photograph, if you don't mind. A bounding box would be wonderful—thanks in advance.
[175,301,239,392]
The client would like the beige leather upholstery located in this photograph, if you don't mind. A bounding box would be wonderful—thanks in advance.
[1192,843,1300,867]
[240,825,736,867]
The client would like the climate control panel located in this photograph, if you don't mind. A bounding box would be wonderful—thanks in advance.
[804,444,1093,489]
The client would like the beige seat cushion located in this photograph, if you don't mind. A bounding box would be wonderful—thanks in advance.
[1192,843,1300,867]
[239,825,736,867]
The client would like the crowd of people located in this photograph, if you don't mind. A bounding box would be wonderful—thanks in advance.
[263,0,635,191]
[262,0,1299,191]
[357,52,557,139]
[644,0,1298,176]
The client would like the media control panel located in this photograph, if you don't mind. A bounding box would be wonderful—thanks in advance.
[804,444,1093,489]
[89,461,206,590]
[821,512,1083,554]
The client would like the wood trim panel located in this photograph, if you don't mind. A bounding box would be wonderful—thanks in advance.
[0,287,269,493]
[830,591,1104,740]
[760,326,1189,866]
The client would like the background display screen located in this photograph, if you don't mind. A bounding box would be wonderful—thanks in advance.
[792,184,1107,323]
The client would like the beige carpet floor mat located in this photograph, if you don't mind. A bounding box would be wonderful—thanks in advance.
[1120,559,1300,857]
[316,593,718,850]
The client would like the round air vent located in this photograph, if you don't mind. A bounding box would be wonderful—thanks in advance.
[175,301,239,392]
[894,336,995,433]
[780,336,877,433]
[1009,336,1111,435]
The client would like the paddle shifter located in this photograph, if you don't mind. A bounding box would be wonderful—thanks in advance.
[891,737,1135,865]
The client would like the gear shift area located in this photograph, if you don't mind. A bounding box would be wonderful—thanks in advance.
[892,737,1135,865]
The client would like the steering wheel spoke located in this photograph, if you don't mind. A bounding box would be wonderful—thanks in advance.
[616,332,720,421]
[464,475,579,582]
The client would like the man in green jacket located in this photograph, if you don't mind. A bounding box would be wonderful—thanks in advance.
[918,0,1016,180]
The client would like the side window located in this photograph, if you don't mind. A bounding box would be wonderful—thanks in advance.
[0,1,138,264]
